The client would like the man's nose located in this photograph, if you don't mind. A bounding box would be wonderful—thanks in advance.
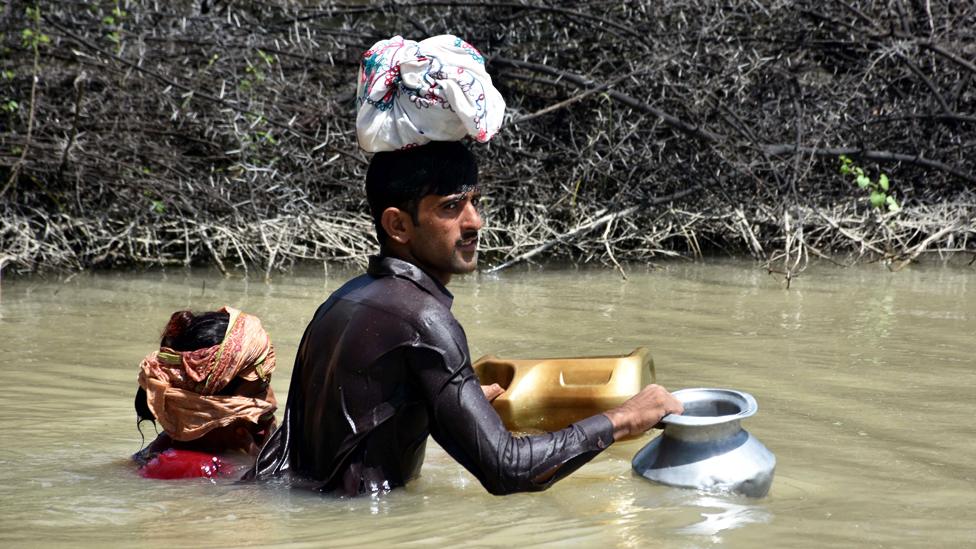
[462,200,483,231]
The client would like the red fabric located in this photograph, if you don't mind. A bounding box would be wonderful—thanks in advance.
[139,449,227,480]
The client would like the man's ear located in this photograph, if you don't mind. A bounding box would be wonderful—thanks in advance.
[381,207,413,244]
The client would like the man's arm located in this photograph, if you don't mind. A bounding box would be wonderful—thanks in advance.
[481,381,681,438]
[406,347,681,495]
[603,384,684,440]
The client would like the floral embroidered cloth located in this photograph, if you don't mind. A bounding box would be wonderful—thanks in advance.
[356,34,506,152]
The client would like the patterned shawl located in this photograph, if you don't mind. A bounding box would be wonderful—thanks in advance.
[138,306,277,442]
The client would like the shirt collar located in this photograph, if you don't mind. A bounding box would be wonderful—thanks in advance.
[367,255,454,310]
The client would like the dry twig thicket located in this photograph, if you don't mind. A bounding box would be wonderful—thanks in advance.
[1,1,974,277]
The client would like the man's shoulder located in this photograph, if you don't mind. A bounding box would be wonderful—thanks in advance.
[333,272,455,327]
[311,273,465,362]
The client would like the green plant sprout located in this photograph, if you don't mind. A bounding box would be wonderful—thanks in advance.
[22,7,51,49]
[102,2,126,49]
[4,5,49,193]
[143,190,165,214]
[1,45,17,116]
[839,155,900,213]
[256,49,275,66]
[239,50,275,91]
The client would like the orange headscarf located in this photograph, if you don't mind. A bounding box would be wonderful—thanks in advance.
[138,306,277,441]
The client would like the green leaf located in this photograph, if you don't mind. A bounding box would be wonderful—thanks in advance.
[840,164,850,175]
[103,16,115,25]
[878,174,889,191]
[887,199,900,212]
[257,49,275,66]
[870,191,886,208]
[856,175,871,189]
[151,200,165,214]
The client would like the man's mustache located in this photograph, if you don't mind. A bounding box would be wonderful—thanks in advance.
[457,231,479,245]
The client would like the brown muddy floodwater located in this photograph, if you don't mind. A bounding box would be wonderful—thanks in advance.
[0,260,973,548]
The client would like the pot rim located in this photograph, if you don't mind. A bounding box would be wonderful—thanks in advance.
[661,387,758,426]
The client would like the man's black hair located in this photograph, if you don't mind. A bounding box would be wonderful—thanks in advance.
[365,141,478,245]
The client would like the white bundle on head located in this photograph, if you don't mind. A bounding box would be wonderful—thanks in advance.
[356,35,506,152]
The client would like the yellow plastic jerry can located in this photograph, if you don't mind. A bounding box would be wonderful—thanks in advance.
[473,347,655,434]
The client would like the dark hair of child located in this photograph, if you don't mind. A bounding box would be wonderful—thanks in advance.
[134,311,230,423]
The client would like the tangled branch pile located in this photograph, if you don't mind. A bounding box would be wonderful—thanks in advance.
[2,1,974,276]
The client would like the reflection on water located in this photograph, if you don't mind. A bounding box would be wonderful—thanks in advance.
[0,260,974,547]
[676,496,772,538]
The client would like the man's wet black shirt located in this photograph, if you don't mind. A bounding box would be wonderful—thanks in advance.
[249,256,615,495]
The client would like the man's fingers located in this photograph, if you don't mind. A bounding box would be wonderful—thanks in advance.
[481,383,504,402]
[667,397,684,416]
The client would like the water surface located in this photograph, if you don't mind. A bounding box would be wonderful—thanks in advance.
[0,260,973,547]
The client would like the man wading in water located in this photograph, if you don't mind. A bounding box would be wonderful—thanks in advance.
[246,35,683,495]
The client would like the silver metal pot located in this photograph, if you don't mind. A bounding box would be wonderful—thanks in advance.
[631,388,775,497]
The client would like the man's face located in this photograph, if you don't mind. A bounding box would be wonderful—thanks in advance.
[406,189,483,284]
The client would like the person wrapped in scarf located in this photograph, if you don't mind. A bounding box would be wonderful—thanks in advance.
[133,306,277,479]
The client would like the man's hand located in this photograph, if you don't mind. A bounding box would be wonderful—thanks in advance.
[603,384,683,441]
[481,383,504,402]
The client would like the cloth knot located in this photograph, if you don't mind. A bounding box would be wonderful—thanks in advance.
[356,35,506,152]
